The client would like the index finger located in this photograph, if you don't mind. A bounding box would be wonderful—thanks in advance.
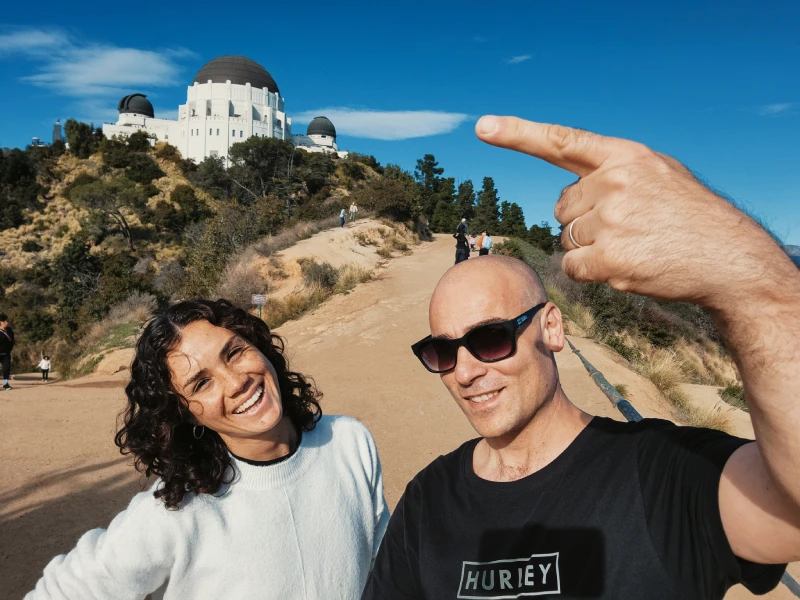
[475,116,619,177]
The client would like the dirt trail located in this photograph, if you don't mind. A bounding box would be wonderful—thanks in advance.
[0,232,794,598]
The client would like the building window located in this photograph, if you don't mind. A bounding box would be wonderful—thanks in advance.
[216,129,220,135]
[240,130,243,137]
[209,128,212,136]
[190,129,193,136]
[232,130,235,136]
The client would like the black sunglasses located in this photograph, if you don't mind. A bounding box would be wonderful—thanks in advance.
[411,303,547,374]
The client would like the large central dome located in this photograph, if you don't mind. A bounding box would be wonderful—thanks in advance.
[193,56,279,95]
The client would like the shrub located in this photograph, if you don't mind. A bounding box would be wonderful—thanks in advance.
[214,262,266,309]
[718,383,747,411]
[300,259,339,289]
[605,335,642,364]
[335,263,373,293]
[493,238,549,274]
[126,131,152,152]
[101,139,134,168]
[376,245,393,259]
[22,240,43,252]
[63,172,99,200]
[155,143,182,163]
[125,153,165,184]
[641,349,683,394]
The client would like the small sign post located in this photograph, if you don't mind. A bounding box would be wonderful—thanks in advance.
[251,294,267,320]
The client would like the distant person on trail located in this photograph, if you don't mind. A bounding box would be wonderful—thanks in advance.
[469,234,476,251]
[453,232,469,265]
[363,116,800,599]
[38,356,51,382]
[340,207,347,228]
[0,313,14,391]
[349,202,359,224]
[479,230,492,255]
[474,231,485,253]
[457,218,468,236]
[28,299,388,599]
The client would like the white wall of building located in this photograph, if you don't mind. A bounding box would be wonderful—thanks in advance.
[103,80,293,167]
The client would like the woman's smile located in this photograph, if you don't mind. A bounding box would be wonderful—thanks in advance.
[232,386,264,416]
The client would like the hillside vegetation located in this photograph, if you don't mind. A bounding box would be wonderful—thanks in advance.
[1,120,744,412]
[494,238,743,429]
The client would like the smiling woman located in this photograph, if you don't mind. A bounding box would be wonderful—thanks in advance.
[26,299,389,600]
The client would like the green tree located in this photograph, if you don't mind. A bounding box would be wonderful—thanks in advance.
[455,180,476,223]
[527,221,560,254]
[0,149,42,231]
[188,156,230,199]
[70,178,147,250]
[414,154,445,219]
[125,153,165,184]
[472,177,501,233]
[429,177,458,232]
[227,136,297,205]
[351,175,421,222]
[64,119,102,159]
[49,238,103,338]
[126,131,152,152]
[499,201,527,237]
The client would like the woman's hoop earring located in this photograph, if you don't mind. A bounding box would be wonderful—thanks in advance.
[192,425,205,439]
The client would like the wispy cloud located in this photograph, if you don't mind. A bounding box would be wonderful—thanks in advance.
[292,108,470,140]
[506,54,532,65]
[758,103,796,116]
[1,28,195,97]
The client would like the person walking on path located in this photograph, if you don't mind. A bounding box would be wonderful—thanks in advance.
[479,230,492,255]
[474,232,485,253]
[364,116,800,599]
[28,299,388,599]
[453,232,470,265]
[457,218,468,236]
[38,356,51,382]
[349,202,359,224]
[339,207,347,228]
[0,313,14,391]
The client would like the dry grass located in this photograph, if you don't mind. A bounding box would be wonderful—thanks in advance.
[639,348,684,393]
[546,283,595,337]
[334,263,373,293]
[682,405,734,433]
[214,261,269,309]
[376,245,394,259]
[261,285,329,328]
[613,383,630,399]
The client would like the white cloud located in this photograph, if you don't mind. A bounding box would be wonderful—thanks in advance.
[506,54,532,64]
[0,29,68,55]
[1,28,194,97]
[759,103,795,116]
[292,108,470,140]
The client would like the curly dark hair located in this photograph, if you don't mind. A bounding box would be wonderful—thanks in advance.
[115,299,322,509]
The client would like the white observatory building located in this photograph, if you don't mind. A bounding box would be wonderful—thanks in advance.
[103,55,344,164]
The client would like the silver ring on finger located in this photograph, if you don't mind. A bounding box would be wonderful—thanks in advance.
[568,216,584,249]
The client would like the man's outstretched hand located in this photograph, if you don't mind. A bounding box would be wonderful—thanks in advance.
[475,115,795,309]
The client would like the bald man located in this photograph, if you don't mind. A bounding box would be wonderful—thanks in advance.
[362,118,800,599]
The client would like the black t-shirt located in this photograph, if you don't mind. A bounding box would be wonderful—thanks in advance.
[362,417,786,600]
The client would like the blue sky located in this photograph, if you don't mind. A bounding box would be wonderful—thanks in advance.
[1,1,798,242]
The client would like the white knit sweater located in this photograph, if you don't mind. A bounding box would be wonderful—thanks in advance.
[26,415,389,600]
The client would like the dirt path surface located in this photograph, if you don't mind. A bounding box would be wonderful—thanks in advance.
[1,232,795,598]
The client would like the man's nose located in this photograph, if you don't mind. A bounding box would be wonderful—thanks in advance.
[453,346,487,386]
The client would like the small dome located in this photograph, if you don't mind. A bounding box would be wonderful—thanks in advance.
[118,94,154,118]
[194,55,279,95]
[307,116,336,138]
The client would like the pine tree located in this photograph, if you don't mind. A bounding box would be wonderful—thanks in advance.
[472,177,501,234]
[499,201,527,237]
[455,180,476,223]
[414,154,444,220]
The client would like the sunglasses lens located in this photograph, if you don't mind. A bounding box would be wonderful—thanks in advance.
[469,325,514,361]
[420,339,457,372]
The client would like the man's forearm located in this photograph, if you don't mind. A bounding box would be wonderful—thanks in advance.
[713,248,800,506]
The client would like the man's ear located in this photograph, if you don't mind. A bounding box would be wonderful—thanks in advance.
[540,303,565,353]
